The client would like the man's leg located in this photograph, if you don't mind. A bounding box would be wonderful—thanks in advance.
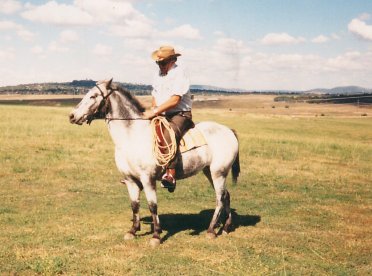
[161,114,193,192]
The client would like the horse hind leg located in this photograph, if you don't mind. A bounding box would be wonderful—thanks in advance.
[203,167,232,236]
[222,190,232,234]
[202,166,213,185]
[206,173,228,239]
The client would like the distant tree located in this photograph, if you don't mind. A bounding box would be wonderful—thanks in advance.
[71,80,96,87]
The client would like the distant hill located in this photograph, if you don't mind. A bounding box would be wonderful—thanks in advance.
[0,80,371,96]
[0,80,152,96]
[305,86,372,95]
[0,80,247,95]
[190,85,248,93]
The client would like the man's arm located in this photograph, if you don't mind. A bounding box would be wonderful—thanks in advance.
[144,95,181,119]
[156,95,181,114]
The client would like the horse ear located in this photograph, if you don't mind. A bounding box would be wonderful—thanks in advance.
[106,78,113,88]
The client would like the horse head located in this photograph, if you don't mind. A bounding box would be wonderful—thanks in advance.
[69,78,113,125]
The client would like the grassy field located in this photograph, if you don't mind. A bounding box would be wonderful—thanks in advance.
[0,95,371,275]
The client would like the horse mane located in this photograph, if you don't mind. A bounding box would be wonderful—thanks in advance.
[111,83,146,113]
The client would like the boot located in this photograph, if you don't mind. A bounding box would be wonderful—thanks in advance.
[161,168,176,193]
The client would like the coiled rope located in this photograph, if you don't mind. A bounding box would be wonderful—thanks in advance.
[150,116,177,167]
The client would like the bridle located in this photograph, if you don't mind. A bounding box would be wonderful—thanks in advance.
[96,83,113,100]
[86,84,147,125]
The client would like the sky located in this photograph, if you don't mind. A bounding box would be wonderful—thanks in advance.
[1,0,372,90]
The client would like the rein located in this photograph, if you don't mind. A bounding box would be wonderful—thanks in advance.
[105,117,148,122]
[87,84,148,124]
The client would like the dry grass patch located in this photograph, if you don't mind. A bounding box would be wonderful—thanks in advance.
[0,98,371,274]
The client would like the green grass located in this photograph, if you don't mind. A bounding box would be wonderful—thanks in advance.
[0,103,371,275]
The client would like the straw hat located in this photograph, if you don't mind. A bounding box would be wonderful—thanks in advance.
[151,45,181,61]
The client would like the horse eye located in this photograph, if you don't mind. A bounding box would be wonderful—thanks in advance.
[90,95,96,99]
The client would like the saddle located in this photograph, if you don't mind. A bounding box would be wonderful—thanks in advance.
[179,127,207,153]
[152,118,207,167]
[153,120,207,154]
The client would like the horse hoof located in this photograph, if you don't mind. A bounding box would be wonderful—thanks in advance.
[149,238,161,248]
[206,232,217,239]
[222,230,229,235]
[124,232,136,240]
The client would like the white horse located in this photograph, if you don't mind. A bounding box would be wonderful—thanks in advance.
[69,79,240,246]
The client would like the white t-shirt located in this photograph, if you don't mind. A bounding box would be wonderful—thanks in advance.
[151,64,192,114]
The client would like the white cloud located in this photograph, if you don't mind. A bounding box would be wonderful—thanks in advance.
[183,45,372,90]
[31,46,44,55]
[74,0,143,24]
[48,41,69,53]
[21,0,151,29]
[0,20,19,30]
[92,44,112,56]
[3,1,372,90]
[250,49,372,76]
[358,13,371,21]
[160,24,202,40]
[19,0,202,42]
[331,33,341,40]
[0,20,35,41]
[213,31,225,37]
[181,37,251,88]
[214,37,250,55]
[111,22,202,40]
[0,48,15,60]
[21,1,94,26]
[43,31,79,54]
[21,0,155,40]
[261,32,306,45]
[249,52,322,73]
[325,51,368,71]
[109,19,154,38]
[17,29,34,41]
[312,35,330,43]
[213,38,246,79]
[4,35,12,41]
[164,17,176,25]
[138,24,204,41]
[348,18,372,41]
[0,0,22,14]
[59,30,79,43]
[120,54,148,67]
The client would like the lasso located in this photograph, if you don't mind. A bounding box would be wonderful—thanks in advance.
[150,116,177,167]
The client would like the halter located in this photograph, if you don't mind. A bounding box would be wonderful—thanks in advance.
[87,84,147,124]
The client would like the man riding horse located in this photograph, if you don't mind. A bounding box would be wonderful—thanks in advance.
[69,46,239,245]
[143,46,194,192]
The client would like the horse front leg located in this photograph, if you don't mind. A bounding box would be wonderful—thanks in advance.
[122,179,141,240]
[142,177,162,247]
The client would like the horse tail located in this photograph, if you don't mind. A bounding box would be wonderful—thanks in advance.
[231,129,240,184]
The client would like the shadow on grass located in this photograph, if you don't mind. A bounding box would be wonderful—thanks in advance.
[141,209,261,242]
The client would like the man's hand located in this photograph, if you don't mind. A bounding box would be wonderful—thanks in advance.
[143,110,156,120]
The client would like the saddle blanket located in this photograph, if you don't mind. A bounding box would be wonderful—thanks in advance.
[180,127,207,153]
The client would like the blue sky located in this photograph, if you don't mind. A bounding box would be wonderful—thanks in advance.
[1,0,372,90]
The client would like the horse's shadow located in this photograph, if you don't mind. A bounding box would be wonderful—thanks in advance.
[141,209,261,242]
